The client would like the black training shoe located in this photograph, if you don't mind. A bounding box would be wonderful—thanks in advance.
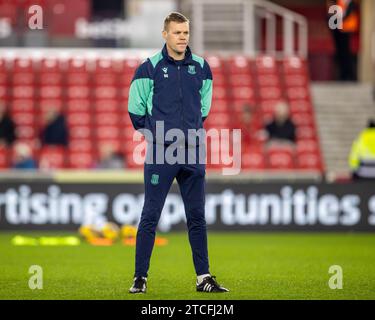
[196,275,229,293]
[129,276,147,294]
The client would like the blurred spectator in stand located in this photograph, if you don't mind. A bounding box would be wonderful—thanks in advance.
[96,143,125,169]
[12,142,37,170]
[238,104,254,145]
[40,108,69,147]
[0,101,16,147]
[349,119,375,180]
[327,0,359,81]
[264,101,296,145]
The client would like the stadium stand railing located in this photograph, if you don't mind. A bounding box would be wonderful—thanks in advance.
[190,0,308,58]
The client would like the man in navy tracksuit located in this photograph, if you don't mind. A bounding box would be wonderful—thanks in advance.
[128,12,228,294]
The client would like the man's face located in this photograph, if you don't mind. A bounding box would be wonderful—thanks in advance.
[274,103,289,122]
[44,108,58,123]
[162,21,190,55]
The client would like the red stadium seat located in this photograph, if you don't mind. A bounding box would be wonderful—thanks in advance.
[95,99,119,112]
[287,87,309,100]
[204,54,224,74]
[12,111,34,126]
[227,74,253,87]
[67,73,90,86]
[68,152,95,169]
[282,56,307,75]
[119,87,130,100]
[39,72,63,86]
[284,74,307,87]
[211,99,228,112]
[69,126,92,139]
[67,85,90,99]
[212,86,227,100]
[94,86,118,99]
[124,136,146,168]
[291,112,315,127]
[0,71,8,85]
[95,126,121,140]
[66,99,91,113]
[12,72,35,85]
[67,112,91,126]
[267,151,295,169]
[259,86,282,101]
[227,55,252,75]
[40,58,61,73]
[258,74,280,87]
[96,139,122,153]
[205,112,230,127]
[15,125,37,140]
[126,153,144,169]
[95,59,121,74]
[241,149,266,170]
[69,139,93,152]
[260,99,280,114]
[123,134,145,153]
[119,74,133,87]
[231,99,257,113]
[289,100,312,113]
[12,85,34,99]
[39,99,63,113]
[296,139,319,154]
[39,146,66,169]
[123,59,140,75]
[0,147,9,169]
[255,56,278,75]
[296,126,317,140]
[67,58,88,73]
[212,73,226,86]
[93,73,118,86]
[265,143,295,169]
[0,58,7,73]
[13,59,33,73]
[11,99,34,113]
[39,85,63,99]
[230,86,255,100]
[123,126,138,143]
[297,153,322,170]
[94,113,120,126]
[0,85,9,100]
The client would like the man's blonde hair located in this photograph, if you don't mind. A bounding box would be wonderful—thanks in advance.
[163,12,189,31]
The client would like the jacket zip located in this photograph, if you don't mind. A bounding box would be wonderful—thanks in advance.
[177,65,184,130]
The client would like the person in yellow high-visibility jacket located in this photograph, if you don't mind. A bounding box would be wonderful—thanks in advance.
[349,120,375,180]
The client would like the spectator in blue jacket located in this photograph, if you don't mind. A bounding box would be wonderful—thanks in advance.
[12,142,37,170]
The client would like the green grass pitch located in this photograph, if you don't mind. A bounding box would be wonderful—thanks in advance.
[0,231,374,300]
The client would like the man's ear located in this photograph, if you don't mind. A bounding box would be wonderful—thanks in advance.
[162,30,167,40]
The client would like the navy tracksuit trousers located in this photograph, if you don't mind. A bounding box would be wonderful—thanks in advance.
[134,143,210,277]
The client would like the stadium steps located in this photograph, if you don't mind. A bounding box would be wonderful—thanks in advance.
[311,82,375,178]
[185,1,243,50]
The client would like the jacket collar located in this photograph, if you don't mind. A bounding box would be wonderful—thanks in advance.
[162,44,193,65]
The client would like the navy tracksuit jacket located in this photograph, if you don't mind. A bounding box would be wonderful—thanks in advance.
[128,44,213,277]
